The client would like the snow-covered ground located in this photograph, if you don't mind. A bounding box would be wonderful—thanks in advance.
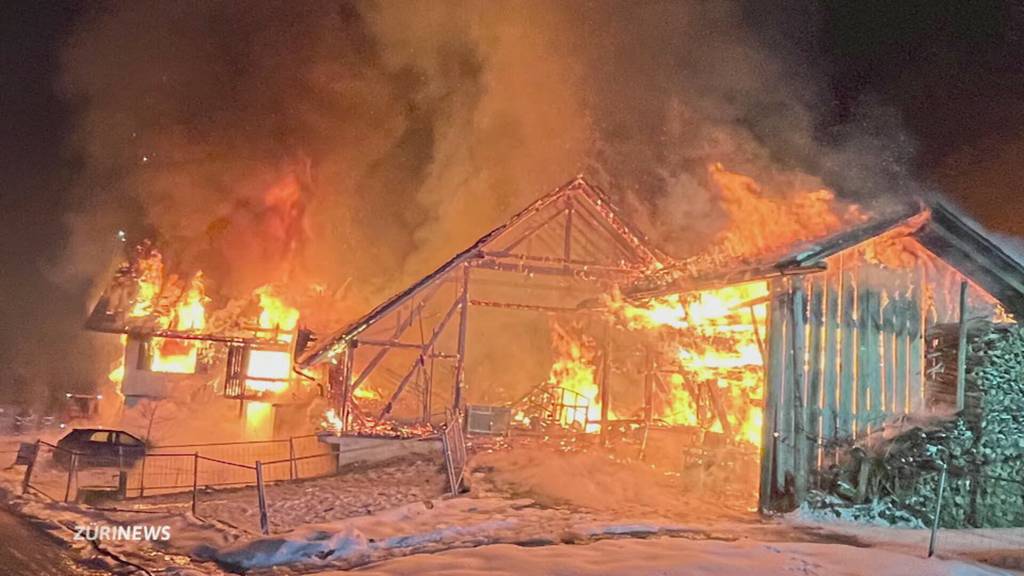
[338,536,1013,576]
[0,435,1021,575]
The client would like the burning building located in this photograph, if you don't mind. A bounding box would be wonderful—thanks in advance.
[295,173,1024,513]
[85,242,312,439]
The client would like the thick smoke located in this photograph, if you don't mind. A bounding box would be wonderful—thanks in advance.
[54,1,915,390]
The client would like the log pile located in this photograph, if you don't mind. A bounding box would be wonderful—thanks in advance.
[813,322,1024,528]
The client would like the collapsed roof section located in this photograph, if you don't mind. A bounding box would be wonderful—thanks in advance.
[297,176,664,368]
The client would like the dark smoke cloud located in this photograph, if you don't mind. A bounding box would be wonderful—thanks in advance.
[53,0,916,389]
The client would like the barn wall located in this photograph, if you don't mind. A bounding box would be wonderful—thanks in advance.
[759,234,1004,511]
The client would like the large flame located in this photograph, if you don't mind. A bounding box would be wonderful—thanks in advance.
[709,163,867,260]
[149,273,208,374]
[611,281,768,446]
[245,286,300,393]
[546,324,615,433]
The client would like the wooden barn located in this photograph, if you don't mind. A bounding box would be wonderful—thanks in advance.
[631,202,1024,511]
[296,177,1024,513]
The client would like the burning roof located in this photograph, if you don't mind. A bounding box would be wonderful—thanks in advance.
[625,199,1024,317]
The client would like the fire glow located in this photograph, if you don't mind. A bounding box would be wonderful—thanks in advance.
[245,286,300,394]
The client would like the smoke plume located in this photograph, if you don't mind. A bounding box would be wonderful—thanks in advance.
[54,1,916,390]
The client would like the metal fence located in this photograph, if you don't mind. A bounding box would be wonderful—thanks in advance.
[20,434,340,535]
[440,412,467,495]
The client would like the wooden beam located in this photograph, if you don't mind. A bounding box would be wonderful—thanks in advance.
[453,265,470,411]
[379,295,464,420]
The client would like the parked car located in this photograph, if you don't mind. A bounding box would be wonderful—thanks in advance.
[53,428,146,469]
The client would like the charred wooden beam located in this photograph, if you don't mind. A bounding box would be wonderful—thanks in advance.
[379,295,464,420]
[468,299,601,315]
[453,265,470,411]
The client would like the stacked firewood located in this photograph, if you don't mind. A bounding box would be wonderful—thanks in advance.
[814,322,1024,528]
[967,323,1024,527]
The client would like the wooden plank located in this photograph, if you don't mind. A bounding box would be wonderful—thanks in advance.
[866,287,883,431]
[956,281,969,410]
[894,294,909,414]
[790,280,810,502]
[882,292,896,414]
[839,263,857,439]
[822,267,841,462]
[806,276,825,482]
[759,278,787,512]
[908,283,924,412]
[778,279,796,495]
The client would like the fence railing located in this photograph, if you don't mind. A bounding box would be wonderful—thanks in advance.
[441,411,467,496]
[18,431,452,536]
[20,434,342,535]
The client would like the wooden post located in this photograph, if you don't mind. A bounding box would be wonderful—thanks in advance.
[453,265,470,411]
[191,452,199,516]
[64,453,78,503]
[340,346,355,431]
[288,437,296,480]
[956,281,969,411]
[563,201,574,272]
[138,453,146,498]
[21,440,39,495]
[642,345,654,424]
[598,324,612,446]
[759,279,786,512]
[790,280,809,503]
[255,461,269,535]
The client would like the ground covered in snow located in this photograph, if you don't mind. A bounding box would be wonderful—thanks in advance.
[1,435,1021,575]
[341,536,1013,576]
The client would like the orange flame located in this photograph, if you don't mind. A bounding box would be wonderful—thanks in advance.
[546,324,615,433]
[611,281,768,446]
[149,273,208,374]
[710,163,867,260]
[321,408,344,434]
[245,285,300,393]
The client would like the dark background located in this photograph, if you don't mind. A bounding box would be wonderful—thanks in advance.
[2,1,1022,408]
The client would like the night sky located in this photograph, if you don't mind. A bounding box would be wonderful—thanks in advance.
[2,1,1023,408]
